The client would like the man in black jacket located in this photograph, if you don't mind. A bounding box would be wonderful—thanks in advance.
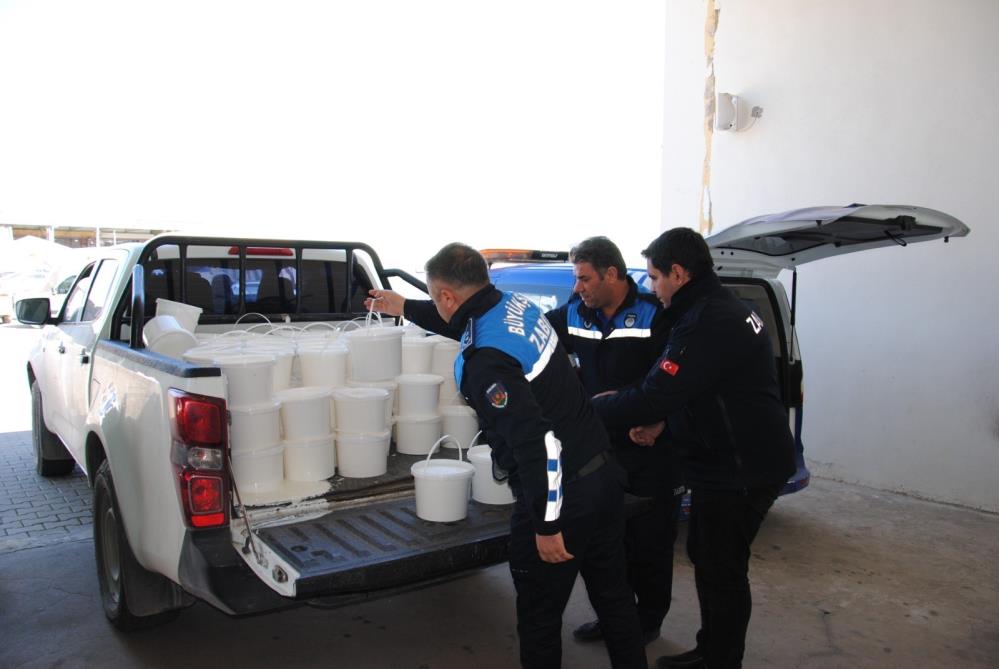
[366,243,647,669]
[592,229,796,669]
[545,236,684,645]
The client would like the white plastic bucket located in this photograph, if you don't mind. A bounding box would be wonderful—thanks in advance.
[431,340,460,378]
[440,405,479,450]
[335,428,390,478]
[346,379,397,423]
[411,436,475,522]
[231,444,284,493]
[395,374,444,417]
[237,339,296,392]
[393,414,442,455]
[155,298,202,333]
[229,400,282,453]
[213,353,277,408]
[468,444,515,505]
[401,337,436,374]
[438,378,466,408]
[275,386,333,441]
[143,315,199,358]
[284,434,336,481]
[182,347,221,366]
[332,387,391,433]
[402,324,427,339]
[298,342,349,388]
[344,326,403,382]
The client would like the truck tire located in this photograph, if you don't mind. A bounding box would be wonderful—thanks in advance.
[93,460,180,631]
[31,380,75,476]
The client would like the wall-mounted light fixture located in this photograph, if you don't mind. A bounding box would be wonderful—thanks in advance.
[715,92,763,132]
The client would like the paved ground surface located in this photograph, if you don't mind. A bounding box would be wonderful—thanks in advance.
[2,323,998,668]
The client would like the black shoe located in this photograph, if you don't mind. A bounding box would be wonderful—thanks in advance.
[572,620,603,641]
[654,648,703,669]
[641,626,661,645]
[572,620,662,646]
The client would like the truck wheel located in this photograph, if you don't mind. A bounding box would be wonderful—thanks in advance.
[31,380,75,476]
[93,461,180,631]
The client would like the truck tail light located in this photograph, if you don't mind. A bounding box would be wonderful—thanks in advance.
[170,390,229,529]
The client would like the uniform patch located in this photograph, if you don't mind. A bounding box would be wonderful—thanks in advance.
[659,359,680,376]
[485,382,508,408]
[624,313,636,328]
[461,319,475,351]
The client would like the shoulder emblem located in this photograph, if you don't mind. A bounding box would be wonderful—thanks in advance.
[624,313,636,328]
[659,359,680,376]
[461,319,475,351]
[485,381,508,409]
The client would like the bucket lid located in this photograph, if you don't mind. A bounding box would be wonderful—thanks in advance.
[275,386,334,402]
[410,460,475,479]
[298,340,348,352]
[211,353,277,367]
[344,326,405,340]
[393,414,442,425]
[331,387,391,402]
[232,443,284,459]
[394,373,444,386]
[283,433,334,448]
[346,379,398,391]
[229,399,282,415]
[335,428,391,443]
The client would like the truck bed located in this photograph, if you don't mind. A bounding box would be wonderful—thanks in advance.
[258,495,513,599]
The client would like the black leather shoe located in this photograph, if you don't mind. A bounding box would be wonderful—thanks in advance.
[573,620,662,646]
[572,620,603,641]
[642,626,661,645]
[654,648,703,668]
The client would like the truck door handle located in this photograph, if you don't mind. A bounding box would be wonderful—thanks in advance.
[58,343,66,354]
[79,351,90,365]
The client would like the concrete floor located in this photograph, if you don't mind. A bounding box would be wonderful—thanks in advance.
[2,323,998,668]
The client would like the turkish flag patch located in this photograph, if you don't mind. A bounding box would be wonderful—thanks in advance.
[659,359,680,376]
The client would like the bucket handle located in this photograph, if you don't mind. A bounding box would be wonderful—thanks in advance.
[468,430,484,449]
[244,322,275,334]
[298,321,339,336]
[364,308,384,329]
[235,312,272,326]
[337,319,363,332]
[425,434,464,465]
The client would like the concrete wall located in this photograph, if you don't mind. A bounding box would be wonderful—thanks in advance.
[663,0,999,511]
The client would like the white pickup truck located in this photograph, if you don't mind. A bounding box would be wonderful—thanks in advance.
[17,236,512,630]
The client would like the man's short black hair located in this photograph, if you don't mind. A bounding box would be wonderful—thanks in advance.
[424,242,490,288]
[569,236,627,279]
[642,228,714,279]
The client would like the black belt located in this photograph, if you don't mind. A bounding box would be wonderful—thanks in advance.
[567,451,609,483]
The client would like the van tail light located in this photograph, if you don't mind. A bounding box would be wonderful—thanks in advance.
[170,390,229,529]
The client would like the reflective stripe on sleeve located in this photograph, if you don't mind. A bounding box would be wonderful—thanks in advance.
[543,431,563,522]
[525,331,558,382]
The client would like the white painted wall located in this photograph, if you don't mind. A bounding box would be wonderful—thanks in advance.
[663,0,999,511]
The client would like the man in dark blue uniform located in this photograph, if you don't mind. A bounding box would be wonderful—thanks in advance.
[591,229,796,669]
[544,237,684,645]
[367,243,647,669]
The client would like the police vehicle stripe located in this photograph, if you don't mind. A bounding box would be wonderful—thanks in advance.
[525,329,558,382]
[605,327,652,339]
[566,326,603,340]
[543,431,563,522]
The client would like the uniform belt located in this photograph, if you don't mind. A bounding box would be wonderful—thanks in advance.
[567,451,609,483]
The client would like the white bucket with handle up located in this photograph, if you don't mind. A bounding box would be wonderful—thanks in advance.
[410,436,475,522]
[467,434,515,505]
[440,405,478,450]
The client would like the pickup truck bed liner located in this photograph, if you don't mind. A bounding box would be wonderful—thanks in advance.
[258,496,513,599]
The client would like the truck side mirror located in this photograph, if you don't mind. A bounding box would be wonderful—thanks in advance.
[15,297,53,325]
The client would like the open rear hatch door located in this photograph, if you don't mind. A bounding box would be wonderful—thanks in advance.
[231,452,513,600]
[707,204,970,277]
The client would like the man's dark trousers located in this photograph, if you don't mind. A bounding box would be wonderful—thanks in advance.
[624,489,683,631]
[508,467,648,669]
[687,485,780,669]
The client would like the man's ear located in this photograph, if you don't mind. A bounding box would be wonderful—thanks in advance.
[604,266,620,282]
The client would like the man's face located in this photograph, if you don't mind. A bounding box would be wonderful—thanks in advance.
[573,261,615,310]
[647,258,686,307]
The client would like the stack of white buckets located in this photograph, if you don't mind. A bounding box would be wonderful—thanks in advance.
[155,299,513,520]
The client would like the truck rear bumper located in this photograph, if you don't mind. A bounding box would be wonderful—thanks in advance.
[176,497,513,616]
